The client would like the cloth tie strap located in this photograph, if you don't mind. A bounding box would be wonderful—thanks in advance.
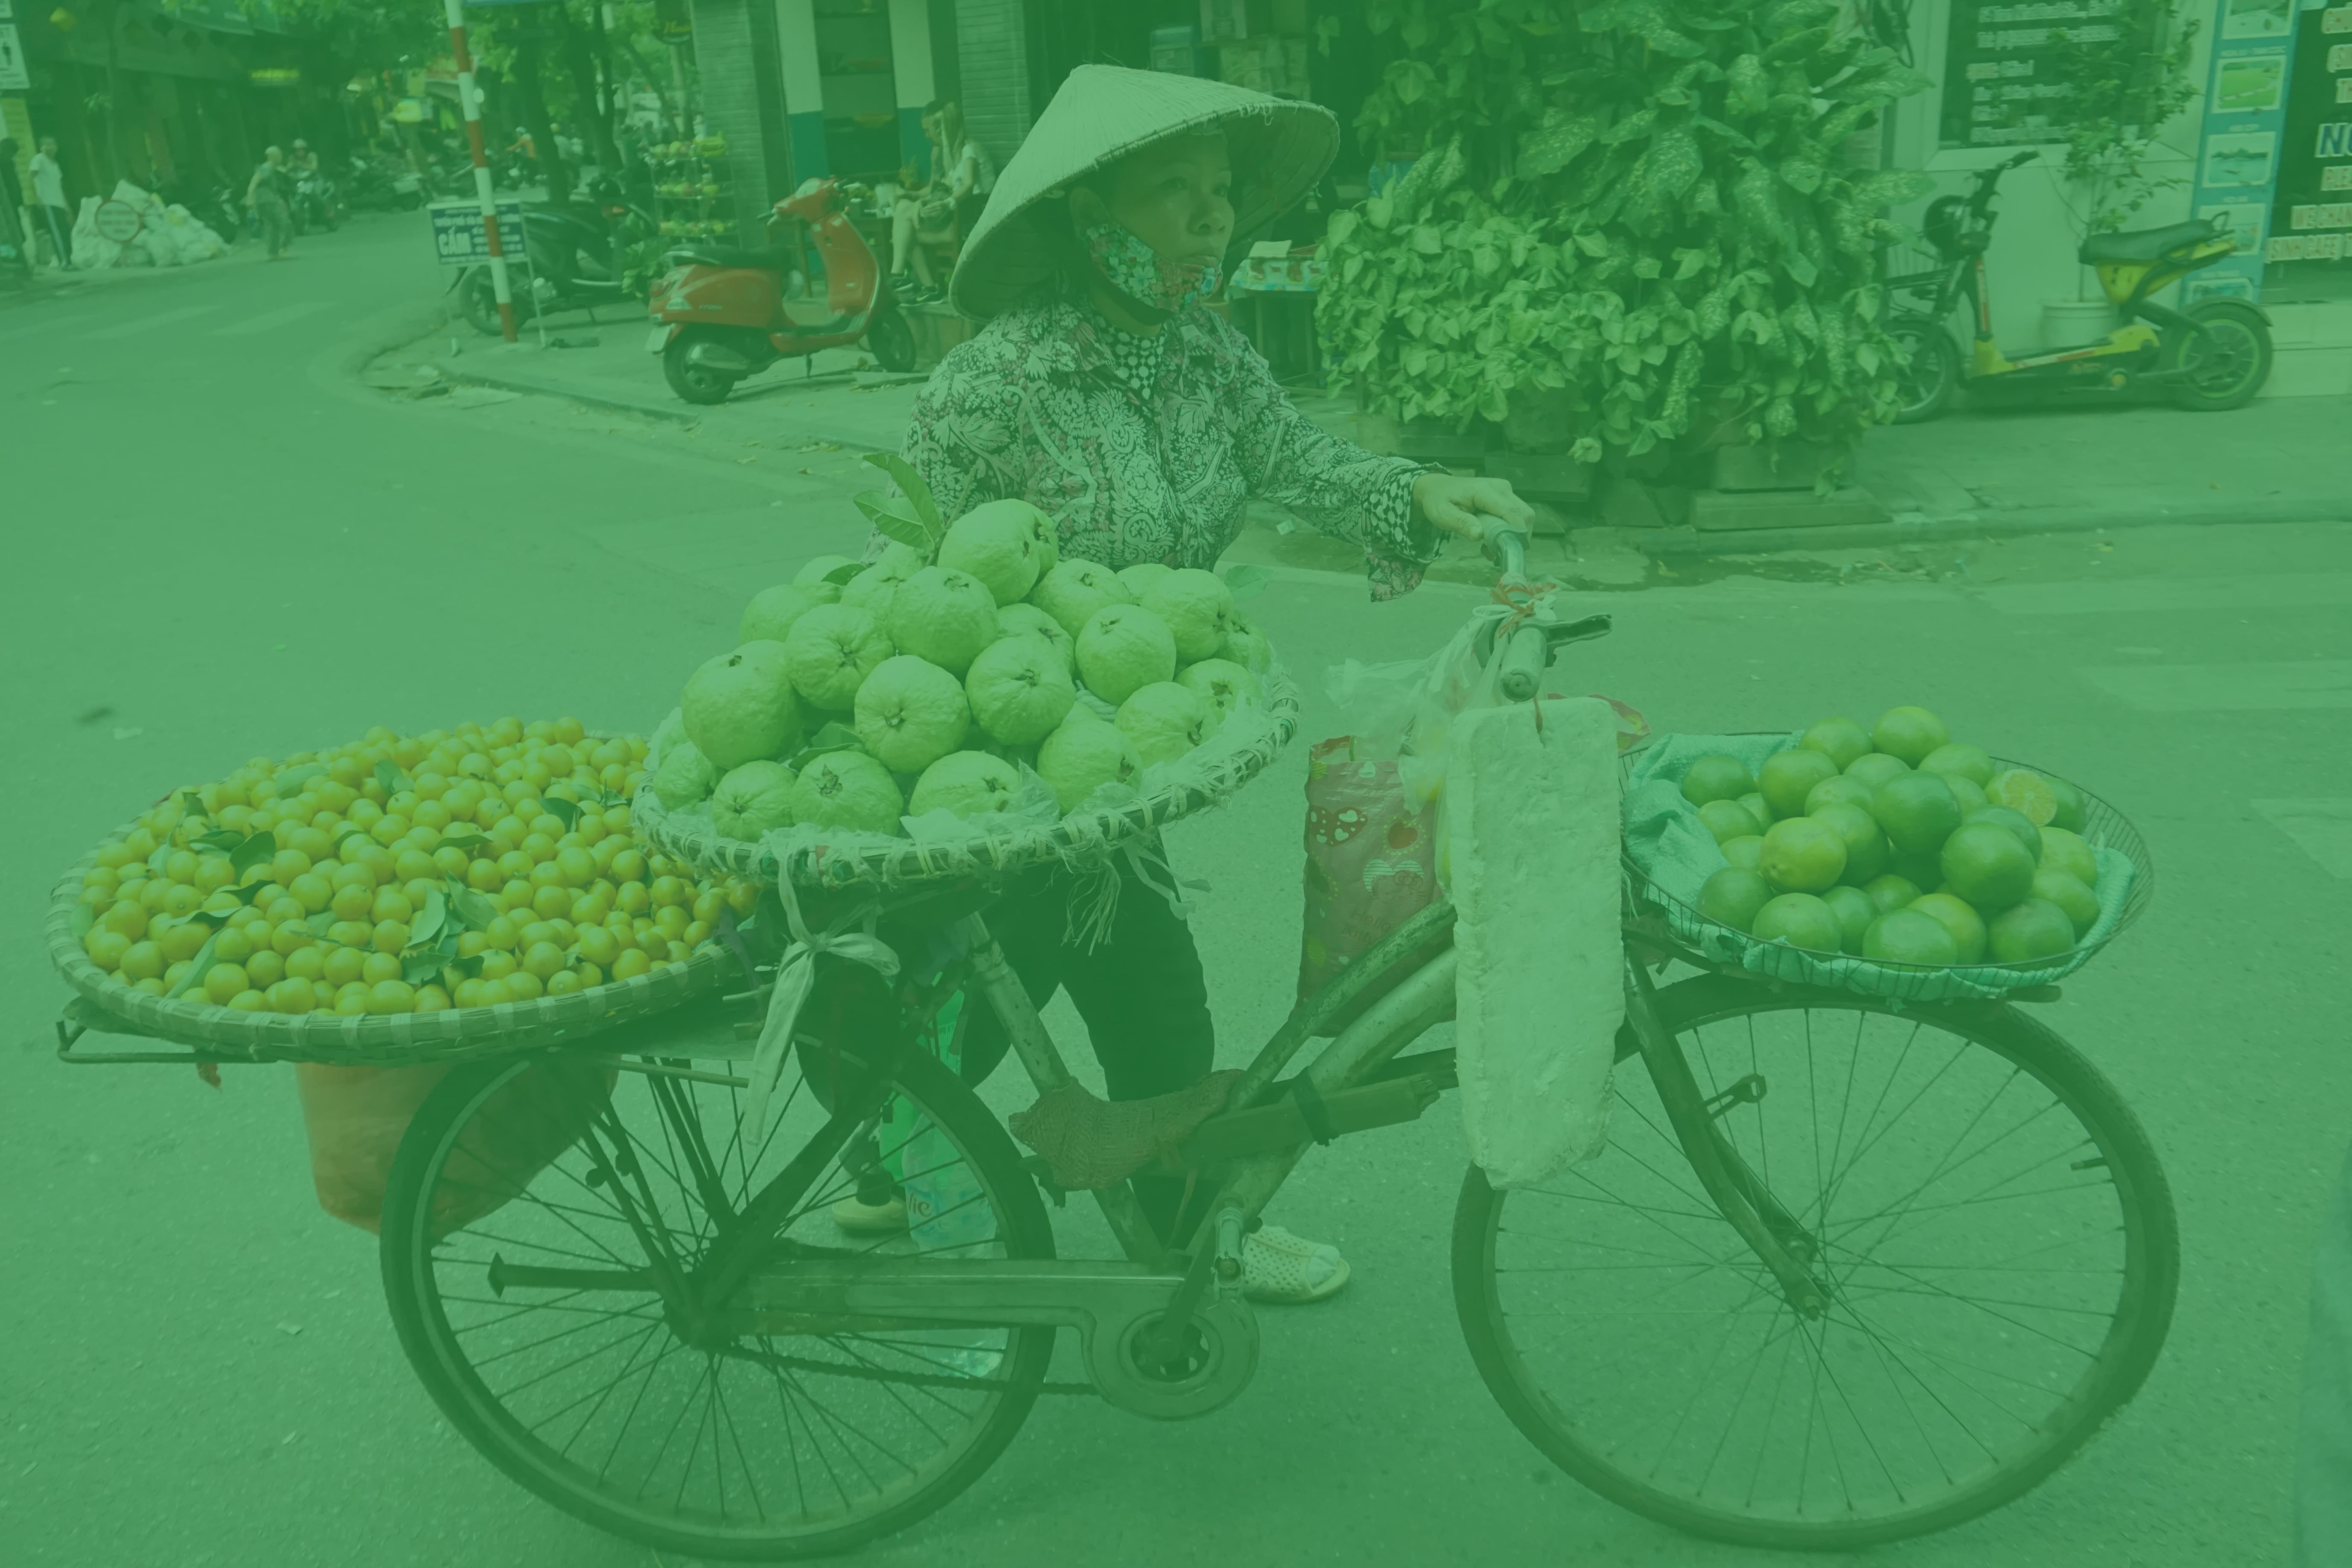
[742,875,901,1142]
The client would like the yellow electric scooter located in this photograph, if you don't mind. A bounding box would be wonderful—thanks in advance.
[1886,150,2273,422]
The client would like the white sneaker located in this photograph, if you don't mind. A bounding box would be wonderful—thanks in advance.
[1242,1224,1350,1304]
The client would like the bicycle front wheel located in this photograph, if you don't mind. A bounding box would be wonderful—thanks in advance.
[379,1017,1055,1560]
[1453,974,2177,1549]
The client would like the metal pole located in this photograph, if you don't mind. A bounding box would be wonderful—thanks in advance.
[443,0,517,343]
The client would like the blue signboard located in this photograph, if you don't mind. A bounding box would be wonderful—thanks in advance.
[428,199,528,266]
[2186,0,2306,301]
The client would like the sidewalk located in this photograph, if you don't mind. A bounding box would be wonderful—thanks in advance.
[374,305,2352,558]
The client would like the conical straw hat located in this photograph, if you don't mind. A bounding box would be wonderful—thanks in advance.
[948,64,1338,321]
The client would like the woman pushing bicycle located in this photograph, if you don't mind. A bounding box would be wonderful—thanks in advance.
[862,66,1534,1301]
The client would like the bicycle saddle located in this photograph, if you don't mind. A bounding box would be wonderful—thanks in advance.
[2077,219,2222,265]
[668,243,799,272]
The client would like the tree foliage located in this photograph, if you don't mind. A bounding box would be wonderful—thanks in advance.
[2047,0,2200,236]
[1314,0,1935,462]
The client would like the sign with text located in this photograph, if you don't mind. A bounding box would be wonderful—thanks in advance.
[2183,0,2309,302]
[428,198,528,266]
[2265,0,2352,297]
[1939,0,2124,148]
[0,23,28,91]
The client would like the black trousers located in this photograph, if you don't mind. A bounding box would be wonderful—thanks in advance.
[961,845,1212,1238]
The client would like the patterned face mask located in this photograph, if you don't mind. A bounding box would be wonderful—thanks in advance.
[1081,219,1223,314]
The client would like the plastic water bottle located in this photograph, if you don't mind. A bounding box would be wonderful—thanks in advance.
[898,994,1003,1378]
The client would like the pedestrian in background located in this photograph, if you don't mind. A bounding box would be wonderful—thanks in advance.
[247,145,295,261]
[28,135,73,271]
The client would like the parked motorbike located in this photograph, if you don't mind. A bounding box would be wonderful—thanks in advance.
[346,155,424,213]
[290,169,343,234]
[646,178,916,405]
[453,176,657,333]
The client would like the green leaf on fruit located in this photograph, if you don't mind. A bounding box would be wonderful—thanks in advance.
[163,930,222,1000]
[449,885,502,933]
[859,451,942,536]
[228,831,278,879]
[854,490,934,551]
[409,888,448,950]
[305,911,336,937]
[401,950,446,985]
[822,560,864,586]
[269,764,326,799]
[376,760,414,797]
[192,831,243,854]
[438,828,488,851]
[541,796,579,830]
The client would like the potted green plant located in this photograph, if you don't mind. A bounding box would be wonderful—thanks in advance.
[1315,0,1934,502]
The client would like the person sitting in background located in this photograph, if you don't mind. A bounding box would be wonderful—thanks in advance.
[888,101,994,305]
[288,140,319,178]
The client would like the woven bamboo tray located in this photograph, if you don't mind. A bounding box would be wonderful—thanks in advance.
[638,676,1303,889]
[46,813,732,1067]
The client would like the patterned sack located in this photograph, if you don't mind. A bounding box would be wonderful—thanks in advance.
[1296,737,1443,1032]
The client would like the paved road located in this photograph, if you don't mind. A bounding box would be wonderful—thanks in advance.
[3,215,2346,1568]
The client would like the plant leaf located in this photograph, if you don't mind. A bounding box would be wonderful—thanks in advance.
[854,490,936,551]
[305,911,336,937]
[859,452,942,537]
[402,949,448,985]
[787,722,863,772]
[448,883,502,933]
[163,929,222,1000]
[228,831,278,880]
[375,760,414,798]
[541,796,580,830]
[192,830,244,854]
[822,560,864,586]
[408,888,448,951]
[438,828,489,851]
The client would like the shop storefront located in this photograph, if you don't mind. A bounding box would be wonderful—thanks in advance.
[1890,0,2352,392]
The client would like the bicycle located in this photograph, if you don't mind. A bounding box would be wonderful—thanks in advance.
[1884,149,2272,423]
[226,536,2171,1558]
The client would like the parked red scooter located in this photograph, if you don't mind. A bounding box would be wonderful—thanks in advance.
[647,178,918,405]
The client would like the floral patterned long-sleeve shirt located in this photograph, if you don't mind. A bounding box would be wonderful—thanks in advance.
[898,293,1438,598]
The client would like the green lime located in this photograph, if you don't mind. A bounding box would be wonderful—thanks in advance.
[1963,805,2042,863]
[1698,799,1765,844]
[1907,892,1988,964]
[1821,885,1877,954]
[1803,774,1874,816]
[2046,775,2088,833]
[1722,835,1765,871]
[1798,717,1874,772]
[1945,774,1988,814]
[1988,898,2075,963]
[1753,893,1843,953]
[1682,755,1758,807]
[1872,706,1951,765]
[1862,909,1961,965]
[1871,772,1963,856]
[1696,868,1775,933]
[2040,826,2099,887]
[2031,867,2101,936]
[1861,873,1922,915]
[1758,817,1847,894]
[1760,748,1841,820]
[1844,752,1912,790]
[1985,769,2058,826]
[1939,822,2037,912]
[1811,801,1888,885]
[1918,742,1995,787]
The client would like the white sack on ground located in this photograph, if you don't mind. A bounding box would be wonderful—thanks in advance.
[1448,696,1623,1188]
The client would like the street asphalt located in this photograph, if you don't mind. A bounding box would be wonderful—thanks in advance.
[3,211,2347,1568]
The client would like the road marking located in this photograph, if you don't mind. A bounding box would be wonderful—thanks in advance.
[2076,660,2352,711]
[85,303,222,341]
[2252,799,2352,879]
[1979,572,2352,616]
[212,301,331,337]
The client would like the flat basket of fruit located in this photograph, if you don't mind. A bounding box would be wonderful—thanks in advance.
[628,476,1292,891]
[47,720,752,1067]
[1621,711,2156,1004]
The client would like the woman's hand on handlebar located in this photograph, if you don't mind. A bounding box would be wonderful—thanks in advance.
[1412,472,1534,544]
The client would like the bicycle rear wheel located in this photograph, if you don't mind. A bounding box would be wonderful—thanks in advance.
[1453,973,2177,1549]
[379,1001,1054,1560]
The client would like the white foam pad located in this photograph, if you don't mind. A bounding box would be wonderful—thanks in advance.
[1447,697,1624,1188]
